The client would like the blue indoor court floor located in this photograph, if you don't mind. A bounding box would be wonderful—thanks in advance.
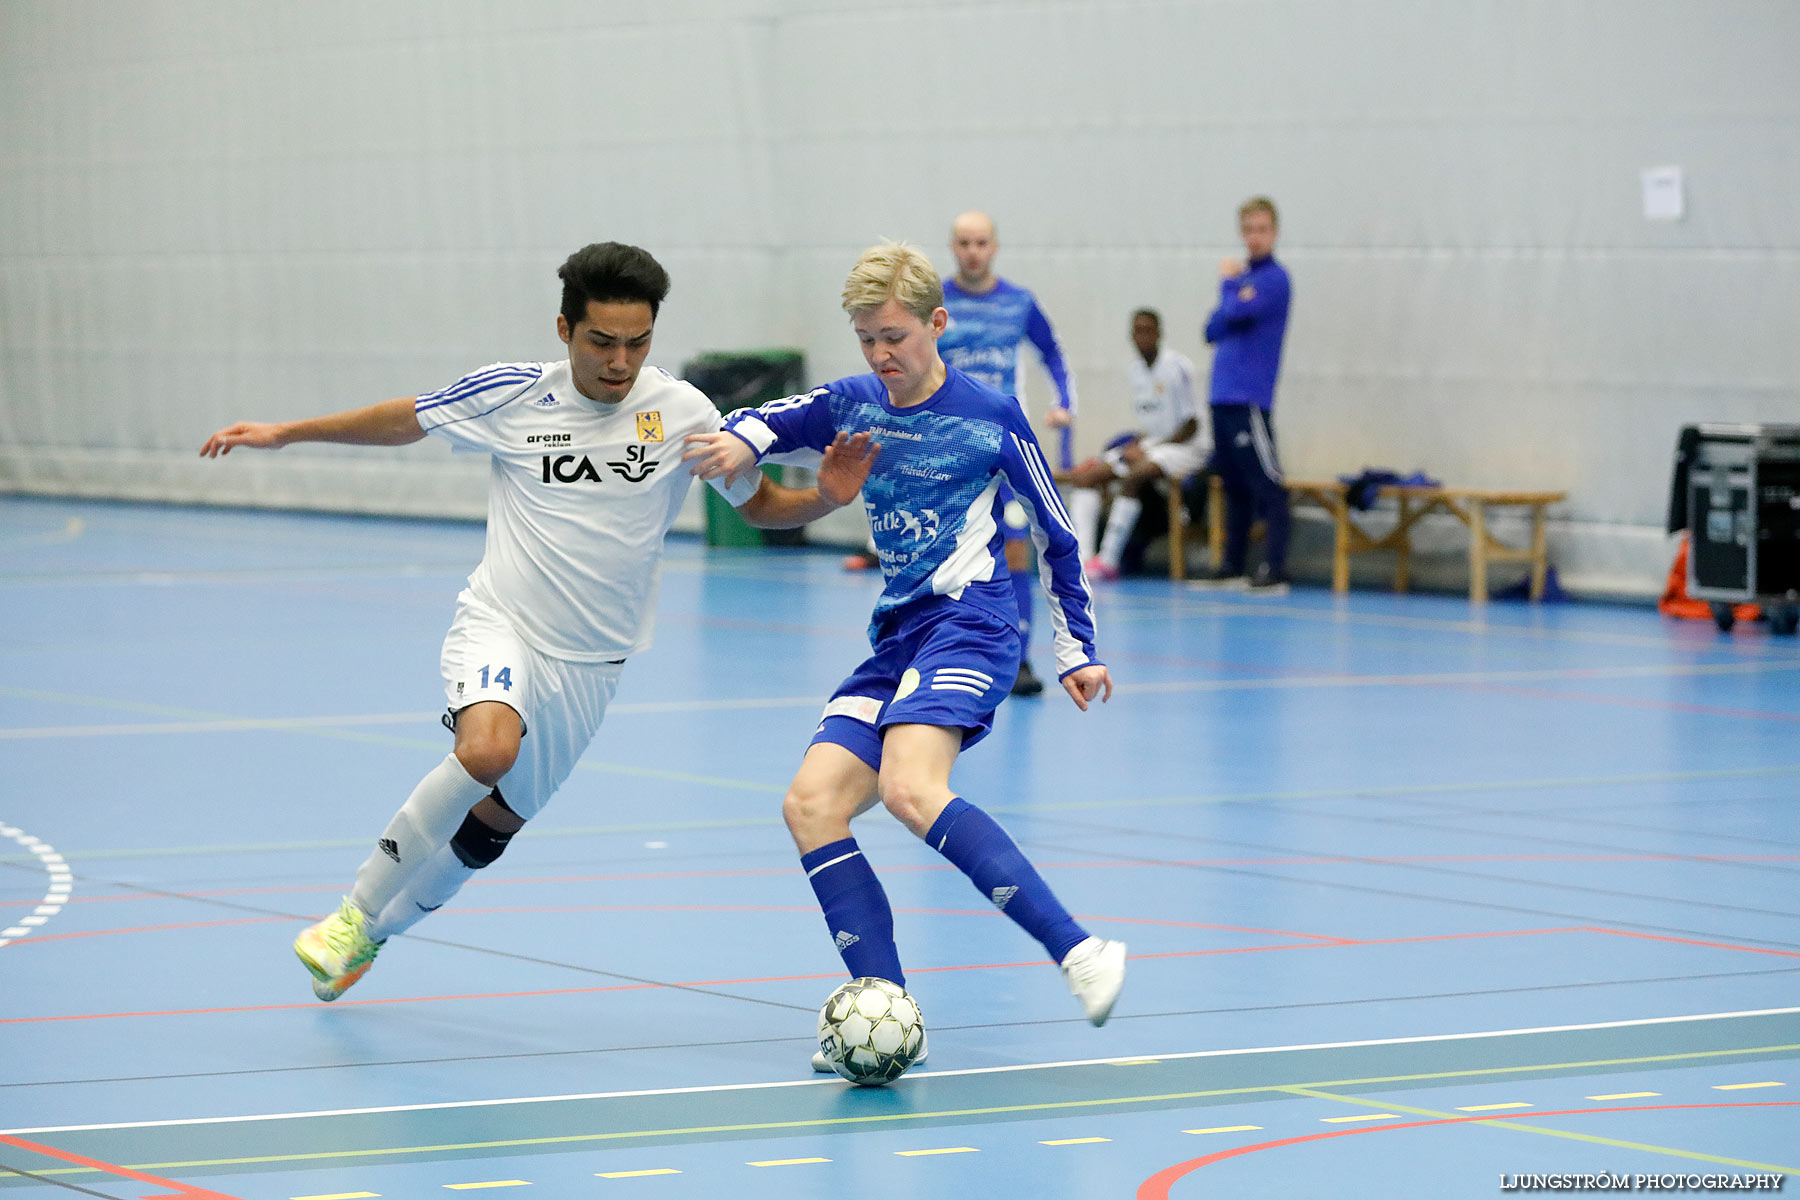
[2,495,1796,1198]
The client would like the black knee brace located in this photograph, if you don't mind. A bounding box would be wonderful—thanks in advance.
[450,790,519,869]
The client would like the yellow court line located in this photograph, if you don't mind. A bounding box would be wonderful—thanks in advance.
[1320,1113,1402,1123]
[28,1041,1800,1179]
[1457,1103,1532,1112]
[1589,1092,1660,1100]
[293,1193,379,1199]
[1713,1081,1785,1091]
[444,1184,531,1191]
[1184,1125,1263,1135]
[747,1158,829,1167]
[596,1169,680,1178]
[1040,1137,1110,1145]
[1280,1086,1800,1175]
[895,1147,978,1157]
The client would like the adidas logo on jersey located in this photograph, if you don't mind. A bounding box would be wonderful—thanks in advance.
[378,837,401,863]
[990,886,1018,910]
[834,929,860,950]
[535,394,560,407]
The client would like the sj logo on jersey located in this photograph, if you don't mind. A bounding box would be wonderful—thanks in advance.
[541,446,660,484]
[636,411,663,442]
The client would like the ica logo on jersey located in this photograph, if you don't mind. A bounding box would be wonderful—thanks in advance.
[541,443,660,485]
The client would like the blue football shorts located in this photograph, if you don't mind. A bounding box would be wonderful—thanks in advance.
[811,599,1023,772]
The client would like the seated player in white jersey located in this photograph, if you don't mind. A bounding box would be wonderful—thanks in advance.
[1060,308,1208,580]
[683,241,1128,1070]
[200,242,879,1001]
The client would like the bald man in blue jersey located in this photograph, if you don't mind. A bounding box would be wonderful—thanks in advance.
[935,211,1079,696]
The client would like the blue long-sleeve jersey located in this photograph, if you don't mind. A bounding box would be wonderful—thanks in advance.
[725,368,1101,678]
[1203,255,1291,411]
[939,277,1077,468]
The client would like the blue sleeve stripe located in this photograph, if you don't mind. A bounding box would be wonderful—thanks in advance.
[1009,432,1075,532]
[427,391,526,429]
[415,364,542,413]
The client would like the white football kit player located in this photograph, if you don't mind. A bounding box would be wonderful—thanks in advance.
[1114,349,1207,481]
[415,358,759,816]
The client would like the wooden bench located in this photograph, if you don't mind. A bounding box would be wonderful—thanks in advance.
[1168,477,1565,601]
[1287,479,1566,601]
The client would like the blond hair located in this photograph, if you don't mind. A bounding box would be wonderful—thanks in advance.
[841,240,944,323]
[1238,195,1279,227]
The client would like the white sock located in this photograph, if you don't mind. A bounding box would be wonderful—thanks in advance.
[1098,496,1142,568]
[349,753,491,922]
[370,843,476,940]
[1069,488,1102,563]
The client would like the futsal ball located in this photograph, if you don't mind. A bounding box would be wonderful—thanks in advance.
[816,976,926,1086]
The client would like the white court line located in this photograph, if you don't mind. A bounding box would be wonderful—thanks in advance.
[6,656,1795,740]
[1126,658,1800,697]
[7,1006,1796,1136]
[0,697,826,740]
[0,822,74,948]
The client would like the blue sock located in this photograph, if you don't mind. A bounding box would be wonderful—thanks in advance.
[1011,559,1034,645]
[926,798,1087,963]
[801,838,905,987]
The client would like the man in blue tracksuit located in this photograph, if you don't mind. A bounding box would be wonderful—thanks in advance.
[1202,196,1293,591]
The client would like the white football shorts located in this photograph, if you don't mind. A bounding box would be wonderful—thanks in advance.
[439,589,624,820]
[1103,436,1209,482]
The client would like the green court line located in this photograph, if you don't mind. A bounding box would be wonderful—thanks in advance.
[9,1042,1799,1180]
[1279,1084,1800,1174]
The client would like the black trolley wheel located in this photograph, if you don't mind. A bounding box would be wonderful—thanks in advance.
[1710,602,1737,632]
[1770,606,1800,636]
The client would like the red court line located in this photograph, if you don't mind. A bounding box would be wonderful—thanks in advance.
[1576,925,1800,960]
[1136,1102,1799,1199]
[0,904,1334,950]
[0,1132,246,1199]
[7,916,292,944]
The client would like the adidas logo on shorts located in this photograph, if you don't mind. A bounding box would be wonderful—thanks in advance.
[990,886,1018,910]
[834,930,860,950]
[930,668,994,696]
[378,837,401,863]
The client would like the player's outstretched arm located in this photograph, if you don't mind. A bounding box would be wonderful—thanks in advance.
[681,429,760,486]
[200,397,425,457]
[728,432,880,530]
[1061,663,1113,712]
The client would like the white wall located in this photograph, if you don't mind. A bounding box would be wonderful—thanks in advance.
[3,0,1796,594]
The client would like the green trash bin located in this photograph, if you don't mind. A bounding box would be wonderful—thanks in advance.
[683,351,808,547]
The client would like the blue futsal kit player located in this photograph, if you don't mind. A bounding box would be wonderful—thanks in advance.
[683,240,1128,1068]
[934,210,1079,696]
[1201,195,1294,591]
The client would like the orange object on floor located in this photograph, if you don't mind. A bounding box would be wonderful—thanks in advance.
[1658,533,1759,621]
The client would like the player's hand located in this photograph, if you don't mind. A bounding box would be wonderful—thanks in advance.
[817,431,880,507]
[200,422,287,457]
[1061,664,1113,712]
[1219,256,1245,279]
[682,431,759,485]
[1046,407,1073,430]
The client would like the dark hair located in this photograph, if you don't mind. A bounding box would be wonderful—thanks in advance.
[558,242,671,327]
[1131,307,1161,327]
